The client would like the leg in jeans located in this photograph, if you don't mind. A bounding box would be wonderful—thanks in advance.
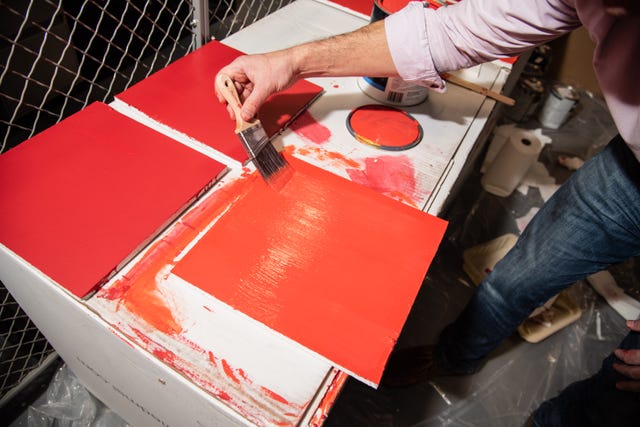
[531,329,640,427]
[436,135,640,375]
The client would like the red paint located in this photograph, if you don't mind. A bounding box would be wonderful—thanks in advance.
[208,351,218,367]
[347,155,418,205]
[260,387,290,405]
[0,102,225,298]
[348,104,421,150]
[98,175,262,335]
[173,154,447,385]
[378,0,415,13]
[310,371,349,426]
[328,0,374,15]
[122,327,302,424]
[290,111,332,144]
[222,359,240,384]
[291,145,361,169]
[324,151,361,168]
[100,235,183,335]
[116,41,323,162]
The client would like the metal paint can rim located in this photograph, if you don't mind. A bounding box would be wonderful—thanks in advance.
[538,83,579,129]
[550,84,580,101]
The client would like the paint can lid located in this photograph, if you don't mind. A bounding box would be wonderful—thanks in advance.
[551,84,579,101]
[346,104,423,151]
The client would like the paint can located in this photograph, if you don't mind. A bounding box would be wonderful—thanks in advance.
[538,83,579,129]
[358,0,430,107]
[504,77,545,123]
[522,45,552,78]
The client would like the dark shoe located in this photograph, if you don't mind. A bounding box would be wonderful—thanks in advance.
[380,345,449,387]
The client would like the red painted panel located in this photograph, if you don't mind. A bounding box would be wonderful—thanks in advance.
[173,154,448,385]
[116,41,323,162]
[0,102,226,298]
[329,0,375,15]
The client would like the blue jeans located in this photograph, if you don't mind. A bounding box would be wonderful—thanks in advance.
[436,135,640,425]
[532,330,640,427]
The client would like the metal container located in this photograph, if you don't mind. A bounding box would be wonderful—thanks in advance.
[358,0,429,106]
[538,84,579,129]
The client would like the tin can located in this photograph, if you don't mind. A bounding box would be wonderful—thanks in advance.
[538,84,579,129]
[504,77,545,122]
[523,45,552,78]
[360,0,430,106]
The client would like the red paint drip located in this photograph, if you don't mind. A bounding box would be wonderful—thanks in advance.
[260,386,290,405]
[347,155,418,205]
[290,111,331,144]
[207,351,218,368]
[222,359,240,384]
[292,145,361,169]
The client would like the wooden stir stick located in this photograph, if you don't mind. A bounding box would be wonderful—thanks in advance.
[441,72,516,106]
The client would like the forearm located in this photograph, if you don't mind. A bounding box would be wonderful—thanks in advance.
[286,20,399,80]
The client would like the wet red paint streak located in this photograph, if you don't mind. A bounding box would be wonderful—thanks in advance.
[310,371,349,426]
[222,359,240,384]
[101,239,182,336]
[347,155,418,207]
[290,110,331,144]
[173,154,448,384]
[348,104,421,150]
[292,145,361,169]
[260,387,290,405]
[98,177,257,336]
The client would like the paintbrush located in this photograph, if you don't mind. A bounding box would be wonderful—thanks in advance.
[215,73,289,182]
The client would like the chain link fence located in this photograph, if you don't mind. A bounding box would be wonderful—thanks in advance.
[1,0,298,418]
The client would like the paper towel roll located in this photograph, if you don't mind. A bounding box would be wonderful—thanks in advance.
[481,131,542,197]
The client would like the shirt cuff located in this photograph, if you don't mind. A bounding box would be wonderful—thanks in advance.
[384,2,446,92]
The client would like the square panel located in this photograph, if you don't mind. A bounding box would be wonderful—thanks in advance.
[172,155,447,386]
[0,102,226,298]
[115,40,324,162]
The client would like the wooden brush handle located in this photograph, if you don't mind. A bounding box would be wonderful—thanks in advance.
[441,73,516,106]
[215,73,256,132]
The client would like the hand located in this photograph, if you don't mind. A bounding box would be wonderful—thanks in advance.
[612,319,640,392]
[215,49,299,122]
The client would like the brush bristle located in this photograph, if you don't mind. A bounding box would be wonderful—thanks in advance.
[253,143,288,180]
[238,122,289,181]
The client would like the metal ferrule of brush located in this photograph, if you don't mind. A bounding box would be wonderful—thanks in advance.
[239,124,270,159]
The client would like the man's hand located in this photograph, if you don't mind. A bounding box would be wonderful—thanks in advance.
[613,319,640,392]
[214,20,396,122]
[215,49,299,122]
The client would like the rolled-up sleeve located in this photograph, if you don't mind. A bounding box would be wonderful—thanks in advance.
[385,0,580,91]
[385,2,445,91]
